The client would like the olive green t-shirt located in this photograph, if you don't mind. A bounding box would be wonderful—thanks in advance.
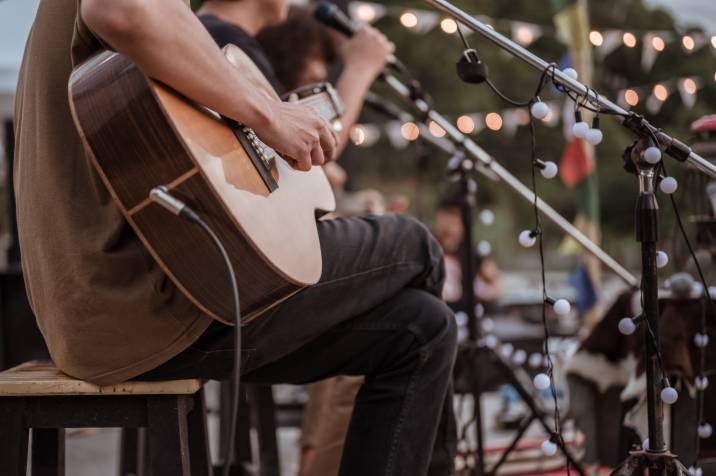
[13,0,211,385]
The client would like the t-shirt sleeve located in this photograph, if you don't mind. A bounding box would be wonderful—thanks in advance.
[71,0,103,65]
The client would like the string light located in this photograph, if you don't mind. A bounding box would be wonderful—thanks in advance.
[656,250,669,269]
[683,78,697,95]
[652,36,666,52]
[456,115,476,134]
[349,125,366,146]
[428,120,446,137]
[623,32,637,48]
[399,11,418,29]
[354,3,377,23]
[485,112,503,131]
[440,18,458,34]
[653,84,669,102]
[479,209,495,225]
[530,101,550,120]
[400,122,420,141]
[625,89,640,106]
[515,26,535,46]
[682,35,695,51]
[589,30,603,47]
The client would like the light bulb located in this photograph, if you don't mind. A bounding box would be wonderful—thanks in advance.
[656,251,669,269]
[562,68,578,80]
[708,286,716,300]
[528,353,543,368]
[552,299,571,316]
[531,101,550,120]
[572,121,590,139]
[694,333,709,348]
[541,439,558,456]
[540,161,558,179]
[475,303,485,318]
[693,281,705,297]
[644,146,662,164]
[481,317,495,333]
[499,343,514,358]
[513,349,527,365]
[698,423,713,439]
[659,177,678,194]
[519,230,537,248]
[454,311,468,327]
[660,386,678,404]
[478,240,492,256]
[689,467,703,476]
[534,373,551,390]
[585,128,603,145]
[480,209,495,225]
[695,376,709,391]
[618,317,636,335]
[484,334,498,349]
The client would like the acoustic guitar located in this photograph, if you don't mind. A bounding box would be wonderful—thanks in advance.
[68,45,342,324]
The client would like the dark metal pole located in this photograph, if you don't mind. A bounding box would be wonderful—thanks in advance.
[635,167,666,475]
[456,156,486,475]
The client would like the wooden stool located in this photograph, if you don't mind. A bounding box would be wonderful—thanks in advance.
[0,360,211,476]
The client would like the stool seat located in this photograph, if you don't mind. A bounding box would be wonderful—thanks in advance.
[0,360,202,396]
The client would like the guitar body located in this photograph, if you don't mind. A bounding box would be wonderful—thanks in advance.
[69,46,336,324]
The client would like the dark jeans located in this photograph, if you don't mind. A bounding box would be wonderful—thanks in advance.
[139,214,458,475]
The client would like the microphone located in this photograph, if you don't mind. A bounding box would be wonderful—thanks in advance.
[314,1,357,37]
[314,1,403,72]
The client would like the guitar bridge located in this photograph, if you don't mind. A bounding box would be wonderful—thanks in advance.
[224,118,278,192]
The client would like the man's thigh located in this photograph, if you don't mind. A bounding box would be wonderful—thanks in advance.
[241,213,444,373]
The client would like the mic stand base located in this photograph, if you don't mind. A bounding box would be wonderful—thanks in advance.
[454,345,586,475]
[610,450,690,476]
[449,152,584,475]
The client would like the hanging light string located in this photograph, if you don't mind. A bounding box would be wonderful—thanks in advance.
[658,157,715,472]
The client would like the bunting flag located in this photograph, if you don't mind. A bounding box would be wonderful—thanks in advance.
[552,0,601,315]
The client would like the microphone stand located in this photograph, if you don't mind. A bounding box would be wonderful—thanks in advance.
[418,1,703,474]
[424,0,716,181]
[379,72,638,288]
[377,74,594,475]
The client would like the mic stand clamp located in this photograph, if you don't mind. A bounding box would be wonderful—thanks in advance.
[610,144,689,476]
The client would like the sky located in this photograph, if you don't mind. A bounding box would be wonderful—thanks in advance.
[645,0,716,30]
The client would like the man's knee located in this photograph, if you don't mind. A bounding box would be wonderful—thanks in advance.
[398,290,456,355]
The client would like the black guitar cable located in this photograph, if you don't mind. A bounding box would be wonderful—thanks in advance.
[149,186,241,476]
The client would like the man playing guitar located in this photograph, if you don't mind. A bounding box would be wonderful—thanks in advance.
[13,0,457,474]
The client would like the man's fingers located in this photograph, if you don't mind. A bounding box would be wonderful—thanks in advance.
[310,144,326,168]
[317,121,337,162]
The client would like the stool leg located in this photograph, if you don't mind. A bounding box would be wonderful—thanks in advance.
[0,398,29,476]
[247,385,280,476]
[187,390,212,476]
[147,395,191,476]
[119,428,150,476]
[32,428,65,476]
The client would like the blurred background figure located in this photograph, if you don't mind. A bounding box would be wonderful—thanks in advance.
[434,194,502,313]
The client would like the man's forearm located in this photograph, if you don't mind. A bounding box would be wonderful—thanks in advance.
[81,0,273,130]
[334,64,376,156]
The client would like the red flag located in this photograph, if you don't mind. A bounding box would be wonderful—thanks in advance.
[559,138,593,188]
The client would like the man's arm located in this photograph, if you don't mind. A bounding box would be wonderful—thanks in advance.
[81,0,335,171]
[333,26,394,156]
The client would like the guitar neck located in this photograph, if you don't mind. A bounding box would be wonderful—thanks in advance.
[296,91,341,124]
